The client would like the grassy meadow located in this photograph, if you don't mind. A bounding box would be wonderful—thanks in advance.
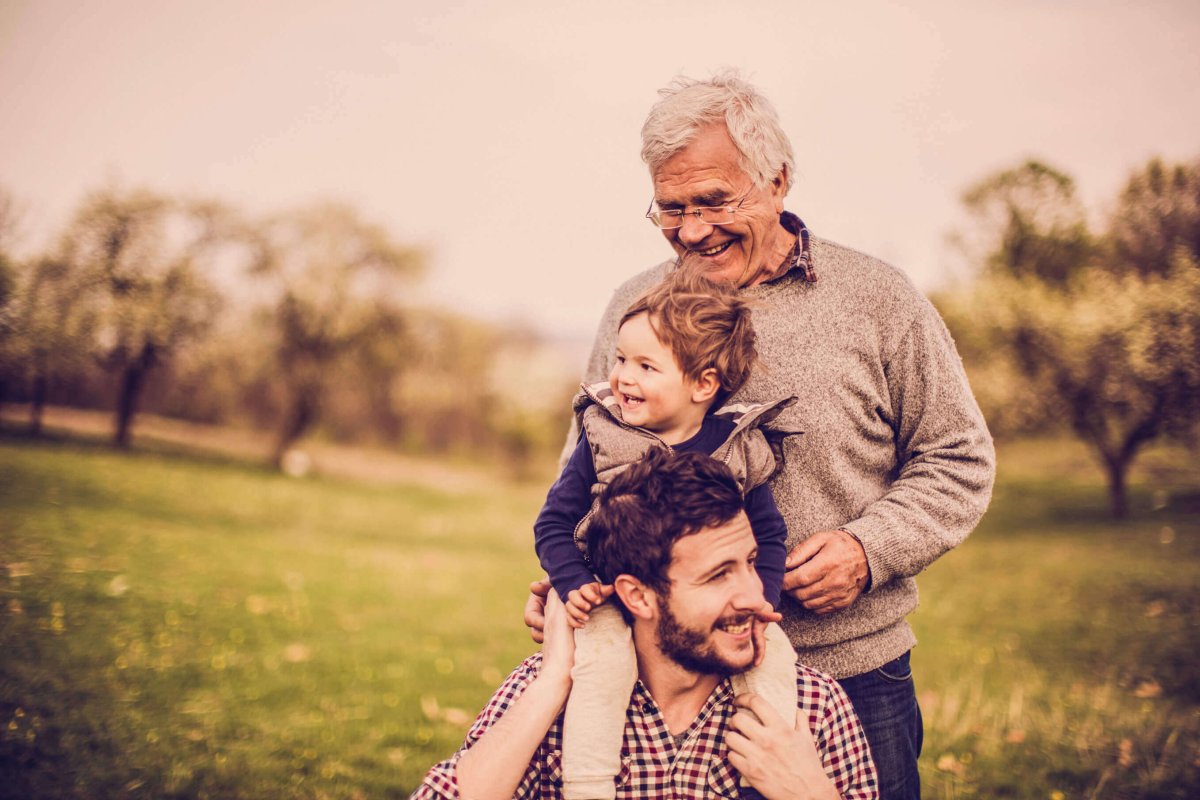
[1,431,1197,798]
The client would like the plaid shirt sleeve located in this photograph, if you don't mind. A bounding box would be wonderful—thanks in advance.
[797,665,879,799]
[408,654,548,800]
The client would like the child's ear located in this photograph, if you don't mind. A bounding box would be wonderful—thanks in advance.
[614,575,656,621]
[691,368,720,404]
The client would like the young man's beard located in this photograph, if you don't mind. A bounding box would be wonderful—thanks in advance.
[655,597,755,676]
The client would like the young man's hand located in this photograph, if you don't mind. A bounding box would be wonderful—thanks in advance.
[726,693,839,800]
[523,578,551,643]
[563,581,615,628]
[539,589,576,686]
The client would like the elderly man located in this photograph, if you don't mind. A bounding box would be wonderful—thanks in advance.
[412,451,878,800]
[528,72,995,799]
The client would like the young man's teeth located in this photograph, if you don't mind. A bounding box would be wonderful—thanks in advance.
[720,620,750,634]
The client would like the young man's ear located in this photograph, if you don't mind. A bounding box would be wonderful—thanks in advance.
[613,574,657,620]
[690,368,720,405]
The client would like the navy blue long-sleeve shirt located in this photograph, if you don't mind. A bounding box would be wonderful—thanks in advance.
[533,414,788,609]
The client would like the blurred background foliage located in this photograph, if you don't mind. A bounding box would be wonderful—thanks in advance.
[2,154,1197,512]
[935,155,1200,517]
[0,184,576,476]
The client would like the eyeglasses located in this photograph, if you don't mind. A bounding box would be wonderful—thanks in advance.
[644,190,752,229]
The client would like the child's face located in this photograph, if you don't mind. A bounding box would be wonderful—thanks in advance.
[609,313,711,445]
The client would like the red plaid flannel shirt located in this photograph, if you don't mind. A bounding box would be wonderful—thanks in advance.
[409,653,877,799]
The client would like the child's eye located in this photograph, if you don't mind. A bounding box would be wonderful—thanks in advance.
[615,355,625,364]
[641,363,656,372]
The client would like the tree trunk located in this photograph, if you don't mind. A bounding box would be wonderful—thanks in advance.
[29,371,47,436]
[1103,455,1130,519]
[272,387,318,469]
[114,343,156,449]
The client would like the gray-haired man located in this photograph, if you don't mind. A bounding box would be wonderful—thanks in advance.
[527,71,995,799]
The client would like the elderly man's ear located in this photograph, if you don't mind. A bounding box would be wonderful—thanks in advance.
[613,575,657,620]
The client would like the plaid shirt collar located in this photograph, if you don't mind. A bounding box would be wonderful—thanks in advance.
[771,210,817,284]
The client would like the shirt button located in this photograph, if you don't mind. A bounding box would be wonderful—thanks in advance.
[642,702,654,714]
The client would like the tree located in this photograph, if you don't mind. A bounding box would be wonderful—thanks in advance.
[954,159,1095,286]
[1108,157,1200,278]
[57,187,227,447]
[0,188,21,402]
[944,157,1200,516]
[4,256,97,434]
[247,203,424,468]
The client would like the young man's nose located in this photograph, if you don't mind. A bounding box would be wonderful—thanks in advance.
[730,568,766,610]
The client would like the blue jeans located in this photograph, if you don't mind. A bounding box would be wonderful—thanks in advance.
[836,651,923,800]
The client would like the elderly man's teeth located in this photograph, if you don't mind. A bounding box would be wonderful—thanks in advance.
[697,241,732,256]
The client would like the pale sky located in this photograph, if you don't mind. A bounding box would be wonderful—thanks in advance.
[2,0,1198,341]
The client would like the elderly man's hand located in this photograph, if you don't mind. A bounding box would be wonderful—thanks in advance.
[726,693,839,800]
[783,530,869,615]
[523,578,551,643]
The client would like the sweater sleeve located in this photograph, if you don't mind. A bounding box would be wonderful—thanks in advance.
[839,299,996,590]
[534,433,601,601]
[745,484,788,609]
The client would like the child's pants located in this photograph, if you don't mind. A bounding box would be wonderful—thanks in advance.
[561,602,798,800]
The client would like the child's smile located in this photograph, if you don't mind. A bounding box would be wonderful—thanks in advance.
[609,312,710,446]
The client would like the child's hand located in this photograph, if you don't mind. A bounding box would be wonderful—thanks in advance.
[564,582,615,628]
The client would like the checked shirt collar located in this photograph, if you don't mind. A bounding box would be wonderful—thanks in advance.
[769,210,816,284]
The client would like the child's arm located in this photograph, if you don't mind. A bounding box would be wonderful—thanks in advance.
[533,433,603,612]
[745,484,788,609]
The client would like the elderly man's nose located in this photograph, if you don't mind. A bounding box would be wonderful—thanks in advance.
[676,212,714,244]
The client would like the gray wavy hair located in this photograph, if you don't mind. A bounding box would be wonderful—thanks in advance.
[640,70,795,193]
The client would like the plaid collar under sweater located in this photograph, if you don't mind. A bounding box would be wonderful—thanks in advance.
[774,210,817,284]
[409,653,878,799]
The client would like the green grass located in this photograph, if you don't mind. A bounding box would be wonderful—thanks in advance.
[912,439,1200,799]
[1,433,1197,798]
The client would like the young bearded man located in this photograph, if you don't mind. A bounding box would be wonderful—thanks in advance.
[411,450,877,800]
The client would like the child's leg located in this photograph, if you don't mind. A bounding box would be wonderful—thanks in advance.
[731,622,799,786]
[562,602,637,800]
[733,621,798,727]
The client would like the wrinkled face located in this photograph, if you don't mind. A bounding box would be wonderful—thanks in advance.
[651,124,790,287]
[609,312,706,445]
[654,511,764,676]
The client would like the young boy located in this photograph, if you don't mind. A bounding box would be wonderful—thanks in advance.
[533,271,799,800]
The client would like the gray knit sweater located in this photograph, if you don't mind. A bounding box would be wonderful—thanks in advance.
[570,233,996,679]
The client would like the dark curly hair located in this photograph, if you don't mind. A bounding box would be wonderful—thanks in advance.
[587,450,744,619]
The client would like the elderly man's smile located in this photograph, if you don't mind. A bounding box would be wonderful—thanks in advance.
[694,240,734,257]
